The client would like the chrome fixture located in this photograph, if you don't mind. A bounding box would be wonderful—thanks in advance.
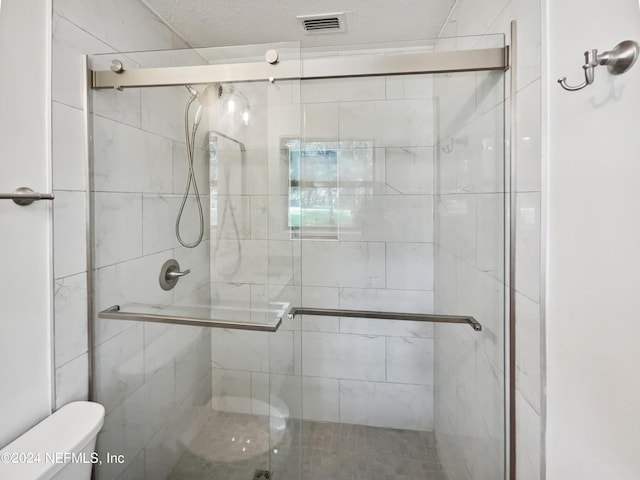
[91,47,509,90]
[558,40,640,91]
[98,302,290,332]
[0,187,54,206]
[176,84,220,248]
[159,259,190,290]
[265,49,279,65]
[288,307,482,331]
[110,59,124,74]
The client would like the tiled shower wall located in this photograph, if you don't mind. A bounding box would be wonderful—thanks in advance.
[210,71,438,431]
[51,1,212,479]
[434,1,543,479]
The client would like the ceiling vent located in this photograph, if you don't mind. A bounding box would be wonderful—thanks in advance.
[297,13,346,34]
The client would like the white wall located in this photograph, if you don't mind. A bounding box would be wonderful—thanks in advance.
[0,0,53,447]
[545,1,640,479]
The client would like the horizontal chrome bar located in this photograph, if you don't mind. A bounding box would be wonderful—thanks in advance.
[0,187,55,206]
[288,307,482,331]
[99,305,282,332]
[92,47,508,90]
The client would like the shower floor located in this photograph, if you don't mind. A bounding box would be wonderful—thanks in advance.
[168,410,446,480]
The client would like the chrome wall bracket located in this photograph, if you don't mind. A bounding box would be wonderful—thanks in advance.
[558,40,640,91]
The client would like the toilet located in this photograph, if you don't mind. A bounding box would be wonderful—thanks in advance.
[0,401,105,480]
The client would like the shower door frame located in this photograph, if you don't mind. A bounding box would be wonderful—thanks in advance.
[84,33,517,480]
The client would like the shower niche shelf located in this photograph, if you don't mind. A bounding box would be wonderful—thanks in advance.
[99,301,291,332]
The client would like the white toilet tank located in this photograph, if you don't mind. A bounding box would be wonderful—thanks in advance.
[0,401,105,480]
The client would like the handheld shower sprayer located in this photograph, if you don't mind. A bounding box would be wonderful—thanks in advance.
[175,83,221,248]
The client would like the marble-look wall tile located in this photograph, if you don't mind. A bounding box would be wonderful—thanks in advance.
[211,329,293,375]
[54,273,88,367]
[516,80,542,192]
[52,102,86,191]
[126,362,176,445]
[302,77,386,103]
[477,193,505,281]
[385,74,434,100]
[302,332,385,381]
[53,191,87,279]
[52,14,114,109]
[211,239,268,284]
[385,147,434,194]
[338,287,434,314]
[94,324,144,414]
[516,192,541,303]
[211,369,251,414]
[302,102,340,139]
[96,397,146,480]
[436,194,477,265]
[340,99,434,147]
[93,87,142,129]
[516,292,541,413]
[386,242,434,290]
[144,425,182,480]
[55,353,89,409]
[54,0,187,53]
[340,318,434,338]
[94,193,143,268]
[142,194,181,255]
[93,116,173,193]
[339,380,433,430]
[516,391,542,480]
[301,242,385,288]
[386,337,434,385]
[342,195,433,242]
[141,87,190,142]
[302,376,340,423]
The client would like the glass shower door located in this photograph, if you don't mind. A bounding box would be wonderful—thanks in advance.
[89,42,302,480]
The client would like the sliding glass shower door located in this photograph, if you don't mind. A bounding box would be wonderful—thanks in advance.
[88,34,507,480]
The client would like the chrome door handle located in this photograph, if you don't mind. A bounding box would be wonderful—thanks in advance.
[0,187,55,206]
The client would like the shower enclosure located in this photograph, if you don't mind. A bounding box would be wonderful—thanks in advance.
[87,33,508,480]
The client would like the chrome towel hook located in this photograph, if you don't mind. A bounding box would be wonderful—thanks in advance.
[558,40,639,91]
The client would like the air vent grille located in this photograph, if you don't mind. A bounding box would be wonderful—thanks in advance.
[297,12,346,35]
[303,17,340,31]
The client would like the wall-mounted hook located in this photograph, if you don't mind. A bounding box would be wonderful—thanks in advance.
[558,40,639,92]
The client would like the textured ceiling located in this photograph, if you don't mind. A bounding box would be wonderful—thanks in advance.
[141,0,455,48]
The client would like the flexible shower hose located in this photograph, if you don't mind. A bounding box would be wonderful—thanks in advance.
[175,93,205,248]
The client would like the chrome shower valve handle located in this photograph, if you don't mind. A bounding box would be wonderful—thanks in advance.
[558,41,640,92]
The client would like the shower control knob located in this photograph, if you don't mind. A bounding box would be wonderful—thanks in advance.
[265,49,279,65]
[159,259,190,291]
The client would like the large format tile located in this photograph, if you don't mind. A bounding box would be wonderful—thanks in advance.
[54,0,187,52]
[386,337,435,385]
[52,102,86,191]
[301,242,385,288]
[341,194,433,242]
[53,191,87,279]
[339,380,433,430]
[94,193,143,268]
[55,353,89,409]
[386,242,434,290]
[52,14,114,108]
[93,116,173,193]
[338,287,434,314]
[94,324,144,414]
[340,99,434,147]
[302,332,385,381]
[54,273,88,367]
[302,376,339,422]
